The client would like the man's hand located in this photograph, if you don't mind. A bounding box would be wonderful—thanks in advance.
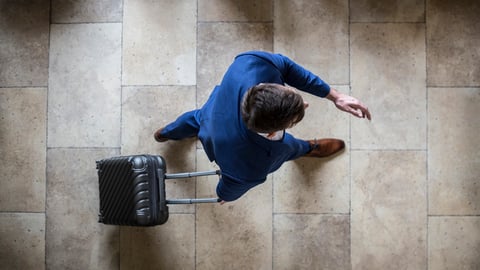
[326,88,371,120]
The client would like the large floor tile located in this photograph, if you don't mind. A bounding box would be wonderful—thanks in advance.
[427,0,480,86]
[0,0,49,87]
[273,152,349,214]
[48,23,122,148]
[428,88,480,215]
[120,214,195,270]
[46,148,119,270]
[351,151,427,269]
[197,22,272,107]
[0,88,46,212]
[123,0,196,85]
[198,0,272,22]
[122,86,197,213]
[196,150,272,270]
[51,0,123,23]
[351,23,426,149]
[0,213,45,270]
[350,0,424,22]
[429,216,480,270]
[274,0,349,85]
[273,214,350,270]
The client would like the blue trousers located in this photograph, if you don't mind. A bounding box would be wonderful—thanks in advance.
[161,110,201,140]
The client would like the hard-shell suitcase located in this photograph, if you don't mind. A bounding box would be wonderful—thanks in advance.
[96,154,220,226]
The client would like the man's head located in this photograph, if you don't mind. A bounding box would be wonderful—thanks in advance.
[241,83,307,133]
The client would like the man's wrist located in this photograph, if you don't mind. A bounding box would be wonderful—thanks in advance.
[326,88,340,102]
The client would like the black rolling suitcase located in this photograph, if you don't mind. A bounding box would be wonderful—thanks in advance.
[96,154,220,226]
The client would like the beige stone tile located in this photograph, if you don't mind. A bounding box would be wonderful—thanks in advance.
[197,22,273,107]
[123,0,196,85]
[52,0,123,23]
[46,148,119,270]
[351,151,427,269]
[120,214,195,270]
[273,150,349,214]
[0,213,45,270]
[429,216,480,270]
[273,88,349,214]
[0,0,49,87]
[274,0,349,84]
[427,0,480,86]
[350,0,424,22]
[198,0,272,22]
[122,86,197,213]
[351,23,426,149]
[273,214,350,270]
[48,23,122,148]
[428,88,480,215]
[0,88,46,212]
[196,150,273,270]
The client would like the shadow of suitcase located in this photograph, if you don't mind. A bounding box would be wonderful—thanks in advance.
[96,154,220,226]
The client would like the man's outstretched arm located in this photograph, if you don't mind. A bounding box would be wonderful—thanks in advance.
[326,88,372,120]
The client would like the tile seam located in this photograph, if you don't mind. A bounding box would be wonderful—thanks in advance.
[348,0,353,268]
[50,21,123,25]
[45,1,53,269]
[118,0,125,269]
[425,2,429,268]
[0,211,47,214]
[194,1,199,269]
[350,21,426,24]
[0,86,48,89]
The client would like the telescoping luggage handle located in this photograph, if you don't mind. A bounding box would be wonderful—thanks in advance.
[163,169,221,204]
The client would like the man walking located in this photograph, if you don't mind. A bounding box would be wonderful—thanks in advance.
[154,51,371,202]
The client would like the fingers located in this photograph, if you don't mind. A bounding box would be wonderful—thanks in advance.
[349,102,371,120]
[334,94,372,120]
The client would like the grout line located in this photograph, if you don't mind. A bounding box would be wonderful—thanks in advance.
[272,212,350,216]
[348,0,353,267]
[427,85,480,88]
[119,0,125,157]
[428,214,480,217]
[350,21,426,24]
[0,86,47,89]
[350,148,428,152]
[50,21,123,25]
[45,1,53,269]
[271,3,275,270]
[197,20,273,24]
[194,2,198,269]
[46,146,121,150]
[424,2,429,268]
[0,211,47,214]
[118,0,125,268]
[121,84,197,88]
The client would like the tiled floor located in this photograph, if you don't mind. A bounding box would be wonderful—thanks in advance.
[0,0,479,269]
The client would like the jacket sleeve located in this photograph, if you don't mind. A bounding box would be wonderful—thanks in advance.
[239,51,331,98]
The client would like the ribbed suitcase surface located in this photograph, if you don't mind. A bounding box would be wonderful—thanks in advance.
[96,155,168,226]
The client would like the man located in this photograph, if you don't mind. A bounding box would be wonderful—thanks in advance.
[154,51,371,203]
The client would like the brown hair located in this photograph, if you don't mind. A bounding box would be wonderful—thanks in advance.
[241,83,305,133]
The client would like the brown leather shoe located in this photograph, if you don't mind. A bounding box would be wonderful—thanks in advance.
[304,138,345,158]
[154,128,169,142]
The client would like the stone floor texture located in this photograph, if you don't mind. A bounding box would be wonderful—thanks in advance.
[0,0,479,269]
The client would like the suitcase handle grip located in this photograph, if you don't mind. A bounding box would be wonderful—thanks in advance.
[164,170,220,179]
[166,198,221,204]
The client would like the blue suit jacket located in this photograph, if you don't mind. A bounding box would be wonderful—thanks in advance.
[197,51,330,201]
